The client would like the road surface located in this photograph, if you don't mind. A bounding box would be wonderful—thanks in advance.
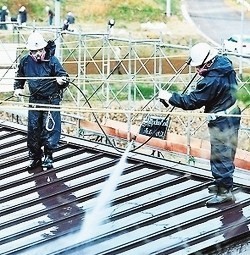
[183,0,250,46]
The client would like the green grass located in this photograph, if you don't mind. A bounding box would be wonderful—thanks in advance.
[109,4,164,22]
[237,81,250,106]
[1,0,181,24]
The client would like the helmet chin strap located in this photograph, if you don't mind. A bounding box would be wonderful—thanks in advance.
[30,49,46,62]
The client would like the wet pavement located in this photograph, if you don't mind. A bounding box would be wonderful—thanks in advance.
[1,120,250,255]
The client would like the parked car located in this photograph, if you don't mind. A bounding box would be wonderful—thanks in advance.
[223,34,250,55]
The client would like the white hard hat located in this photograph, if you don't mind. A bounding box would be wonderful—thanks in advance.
[190,43,218,67]
[26,32,47,50]
[19,6,26,12]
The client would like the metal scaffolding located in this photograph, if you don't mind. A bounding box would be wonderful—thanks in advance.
[0,25,249,160]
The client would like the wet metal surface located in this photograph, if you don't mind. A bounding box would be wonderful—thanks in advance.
[1,121,250,255]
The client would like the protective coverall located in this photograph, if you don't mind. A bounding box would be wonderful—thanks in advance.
[14,47,69,166]
[168,55,241,190]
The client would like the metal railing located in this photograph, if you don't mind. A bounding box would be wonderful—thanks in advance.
[0,25,249,162]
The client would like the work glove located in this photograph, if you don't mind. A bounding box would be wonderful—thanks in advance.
[56,76,67,85]
[158,89,172,107]
[13,89,23,98]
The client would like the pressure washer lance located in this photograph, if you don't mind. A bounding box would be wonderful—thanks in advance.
[133,57,191,119]
[136,50,218,152]
[10,77,67,133]
[159,57,192,108]
[130,58,196,152]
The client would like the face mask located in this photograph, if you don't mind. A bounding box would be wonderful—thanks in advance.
[30,48,46,62]
[196,65,209,76]
[196,60,214,76]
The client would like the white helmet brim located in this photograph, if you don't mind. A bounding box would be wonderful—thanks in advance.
[190,43,218,67]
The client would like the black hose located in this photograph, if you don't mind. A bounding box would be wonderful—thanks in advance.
[0,95,15,104]
[130,71,199,152]
[2,60,197,154]
[66,66,198,154]
[67,80,123,153]
[242,103,250,112]
[133,57,191,119]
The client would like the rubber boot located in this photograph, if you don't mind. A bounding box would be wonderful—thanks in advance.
[42,153,54,169]
[26,158,42,171]
[207,182,218,194]
[206,186,234,206]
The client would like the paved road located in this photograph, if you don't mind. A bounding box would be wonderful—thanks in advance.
[184,0,250,46]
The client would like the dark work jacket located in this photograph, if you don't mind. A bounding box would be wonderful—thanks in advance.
[19,10,27,23]
[169,55,238,113]
[14,54,68,98]
[1,9,8,22]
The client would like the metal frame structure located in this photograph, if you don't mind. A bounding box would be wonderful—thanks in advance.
[0,25,249,160]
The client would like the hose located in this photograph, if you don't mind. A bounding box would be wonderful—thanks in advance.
[67,64,197,154]
[67,80,124,153]
[130,70,199,152]
[133,57,191,119]
[2,59,195,154]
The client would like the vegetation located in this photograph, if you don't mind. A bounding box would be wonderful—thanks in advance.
[1,0,249,106]
[0,0,47,21]
[0,0,181,24]
[237,80,250,106]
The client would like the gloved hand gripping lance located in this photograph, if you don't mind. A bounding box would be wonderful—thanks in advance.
[158,57,192,108]
[131,57,195,152]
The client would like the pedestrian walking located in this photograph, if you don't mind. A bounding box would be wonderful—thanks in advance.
[13,31,69,170]
[45,6,54,26]
[158,42,241,205]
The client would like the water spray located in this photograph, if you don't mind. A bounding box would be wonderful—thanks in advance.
[81,140,134,242]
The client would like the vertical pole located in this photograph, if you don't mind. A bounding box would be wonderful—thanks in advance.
[166,0,171,17]
[239,3,244,79]
[127,35,133,143]
[54,0,61,59]
[54,0,60,29]
[187,41,192,163]
[103,23,111,123]
[76,31,82,136]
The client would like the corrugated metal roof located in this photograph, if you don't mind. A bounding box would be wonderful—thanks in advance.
[1,120,250,255]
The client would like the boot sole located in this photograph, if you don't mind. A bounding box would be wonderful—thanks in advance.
[206,195,235,206]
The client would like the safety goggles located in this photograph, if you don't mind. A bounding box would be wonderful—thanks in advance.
[30,48,44,54]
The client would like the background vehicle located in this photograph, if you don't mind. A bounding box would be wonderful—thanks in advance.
[223,34,250,55]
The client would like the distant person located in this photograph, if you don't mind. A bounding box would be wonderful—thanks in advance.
[0,6,9,30]
[62,19,70,31]
[66,11,75,24]
[45,6,54,26]
[158,42,241,206]
[18,5,27,26]
[62,12,75,32]
[62,20,74,32]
